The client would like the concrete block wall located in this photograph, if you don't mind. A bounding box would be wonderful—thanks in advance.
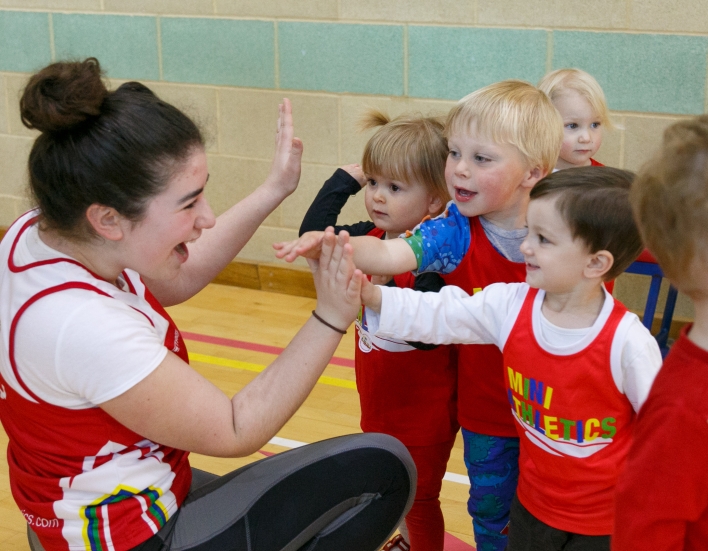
[1,0,704,317]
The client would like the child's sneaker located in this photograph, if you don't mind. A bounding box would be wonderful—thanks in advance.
[382,534,410,551]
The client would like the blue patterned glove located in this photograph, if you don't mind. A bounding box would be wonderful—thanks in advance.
[402,202,471,275]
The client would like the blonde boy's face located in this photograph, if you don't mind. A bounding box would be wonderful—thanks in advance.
[555,90,603,170]
[445,123,540,226]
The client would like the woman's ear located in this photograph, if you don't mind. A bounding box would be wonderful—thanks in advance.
[85,204,125,241]
[585,250,614,280]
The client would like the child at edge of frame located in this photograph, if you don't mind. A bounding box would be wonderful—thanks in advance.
[275,79,564,551]
[297,110,457,551]
[358,166,663,551]
[613,115,708,550]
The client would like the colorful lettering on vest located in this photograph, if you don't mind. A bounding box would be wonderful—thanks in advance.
[507,367,616,443]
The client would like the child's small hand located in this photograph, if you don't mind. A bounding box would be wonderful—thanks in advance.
[370,274,392,286]
[340,164,367,187]
[360,277,383,313]
[309,229,363,330]
[273,230,325,262]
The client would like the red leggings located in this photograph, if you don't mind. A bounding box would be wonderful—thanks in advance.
[403,438,457,551]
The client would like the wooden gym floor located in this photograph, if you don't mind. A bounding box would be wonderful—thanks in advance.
[0,283,476,550]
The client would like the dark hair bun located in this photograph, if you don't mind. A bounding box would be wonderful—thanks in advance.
[20,57,108,133]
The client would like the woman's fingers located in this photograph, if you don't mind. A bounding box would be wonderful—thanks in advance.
[267,98,301,199]
[326,230,347,277]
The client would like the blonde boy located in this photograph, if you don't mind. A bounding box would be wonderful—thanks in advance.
[276,80,563,551]
[538,68,612,170]
[614,115,708,550]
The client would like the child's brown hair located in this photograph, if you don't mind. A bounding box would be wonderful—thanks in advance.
[360,110,450,207]
[445,80,563,175]
[531,166,643,280]
[631,115,708,283]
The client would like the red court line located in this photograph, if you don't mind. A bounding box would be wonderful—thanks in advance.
[444,532,476,551]
[257,449,276,457]
[182,331,355,368]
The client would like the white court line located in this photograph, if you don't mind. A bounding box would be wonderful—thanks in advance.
[268,436,307,449]
[443,472,470,485]
[267,436,470,486]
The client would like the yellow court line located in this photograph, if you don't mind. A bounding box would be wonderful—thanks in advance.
[188,352,357,390]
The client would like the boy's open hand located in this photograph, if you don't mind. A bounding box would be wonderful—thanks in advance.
[309,229,363,330]
[273,230,325,262]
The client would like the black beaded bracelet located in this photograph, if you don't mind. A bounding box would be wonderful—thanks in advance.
[311,310,347,335]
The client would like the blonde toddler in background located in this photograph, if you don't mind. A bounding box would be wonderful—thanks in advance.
[539,68,613,170]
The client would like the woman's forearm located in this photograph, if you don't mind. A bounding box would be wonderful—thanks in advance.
[229,316,346,455]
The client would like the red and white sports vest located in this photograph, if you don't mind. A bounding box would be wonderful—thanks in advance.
[504,287,634,535]
[354,228,458,446]
[0,212,191,551]
[442,216,526,436]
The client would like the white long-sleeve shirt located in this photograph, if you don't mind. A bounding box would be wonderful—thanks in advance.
[366,282,662,412]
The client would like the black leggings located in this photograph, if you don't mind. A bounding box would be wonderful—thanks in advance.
[132,433,415,551]
[506,494,610,551]
[29,434,414,551]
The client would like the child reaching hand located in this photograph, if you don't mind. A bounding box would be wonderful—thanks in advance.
[360,167,662,551]
[298,111,456,551]
[538,68,612,170]
[276,80,564,551]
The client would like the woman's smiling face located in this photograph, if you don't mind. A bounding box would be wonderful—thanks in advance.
[121,148,215,280]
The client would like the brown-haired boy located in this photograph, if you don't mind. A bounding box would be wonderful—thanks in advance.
[613,115,708,550]
[358,167,662,550]
[276,80,564,550]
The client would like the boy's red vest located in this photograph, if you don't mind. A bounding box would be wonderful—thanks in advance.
[505,287,634,534]
[442,216,526,436]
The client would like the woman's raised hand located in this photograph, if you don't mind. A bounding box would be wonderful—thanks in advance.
[273,230,325,262]
[308,228,363,331]
[265,98,303,200]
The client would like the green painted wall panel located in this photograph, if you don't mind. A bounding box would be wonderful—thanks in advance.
[162,18,275,88]
[553,31,708,115]
[409,26,548,100]
[279,22,404,95]
[0,11,51,73]
[54,14,159,81]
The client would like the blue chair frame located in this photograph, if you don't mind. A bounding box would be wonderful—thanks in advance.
[624,259,678,357]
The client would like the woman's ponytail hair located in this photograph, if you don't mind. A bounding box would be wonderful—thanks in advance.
[21,58,203,239]
[20,57,108,134]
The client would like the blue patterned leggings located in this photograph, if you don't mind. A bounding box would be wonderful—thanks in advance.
[462,428,520,551]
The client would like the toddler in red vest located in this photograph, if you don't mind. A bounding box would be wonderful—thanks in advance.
[358,167,662,551]
[613,116,708,550]
[298,111,456,551]
[538,68,612,170]
[276,80,564,551]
